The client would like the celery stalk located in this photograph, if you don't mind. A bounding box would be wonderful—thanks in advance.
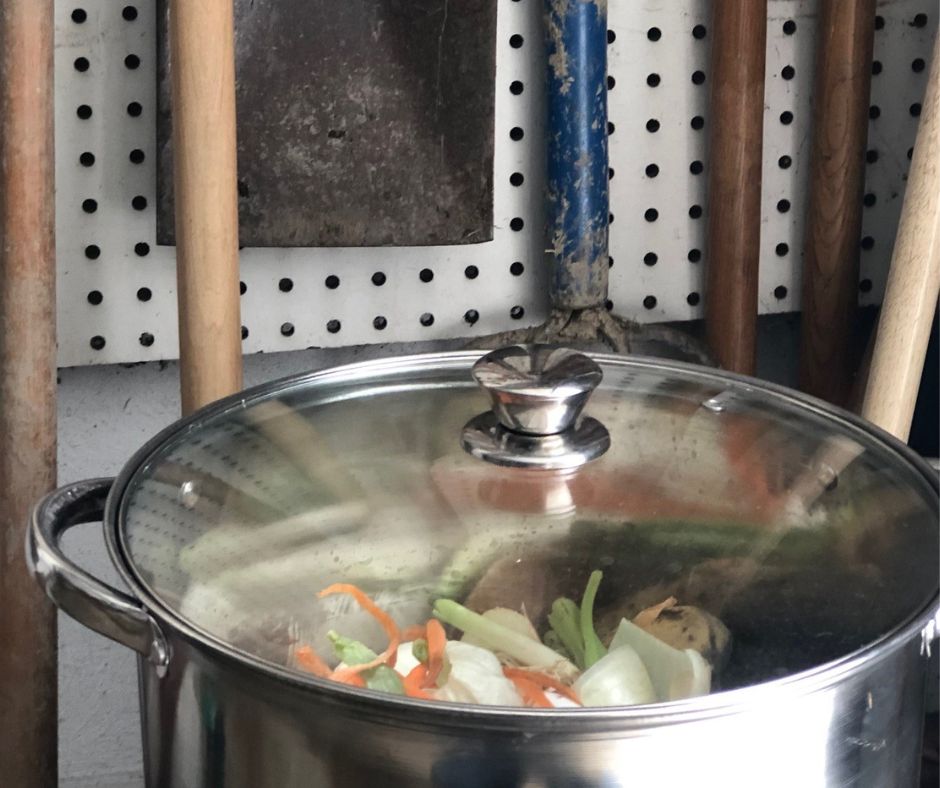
[547,597,586,669]
[580,570,607,669]
[433,599,579,682]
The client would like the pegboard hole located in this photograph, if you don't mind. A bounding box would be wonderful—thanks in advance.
[510,217,524,231]
[692,24,706,39]
[373,316,388,331]
[646,118,660,133]
[77,104,93,119]
[139,332,154,347]
[84,244,100,259]
[607,76,616,90]
[608,257,614,268]
[124,54,141,70]
[644,208,658,222]
[645,163,659,178]
[607,121,615,135]
[866,149,879,164]
[419,268,434,283]
[643,252,657,267]
[647,73,661,87]
[327,320,341,334]
[129,148,145,164]
[783,20,796,35]
[278,277,293,292]
[608,167,615,180]
[912,58,926,73]
[82,198,97,214]
[647,27,662,42]
[910,103,922,117]
[90,335,106,350]
[607,29,616,44]
[691,115,704,130]
[371,271,386,286]
[464,309,479,325]
[74,57,90,73]
[72,9,88,23]
[868,105,880,119]
[689,160,704,175]
[239,281,246,295]
[510,80,524,95]
[688,248,702,263]
[509,34,524,48]
[863,193,877,207]
[688,204,702,219]
[509,127,524,141]
[643,295,657,310]
[781,65,795,80]
[871,60,883,75]
[465,265,480,279]
[860,236,875,250]
[691,70,706,85]
[122,6,138,21]
[778,155,792,169]
[775,242,789,256]
[127,102,142,117]
[280,322,295,337]
[241,326,249,340]
[131,195,148,211]
[510,305,525,320]
[608,212,615,225]
[134,242,150,257]
[87,290,103,305]
[136,287,151,301]
[509,172,524,186]
[859,279,873,293]
[776,199,791,213]
[875,15,885,30]
[687,292,701,307]
[907,147,914,160]
[419,313,435,327]
[912,13,928,27]
[509,262,524,276]
[780,111,794,125]
[773,286,788,300]
[79,152,95,167]
[325,274,340,289]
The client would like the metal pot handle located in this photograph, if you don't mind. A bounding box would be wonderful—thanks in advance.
[26,477,169,668]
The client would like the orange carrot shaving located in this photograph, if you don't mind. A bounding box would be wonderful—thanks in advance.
[401,624,427,641]
[502,667,581,705]
[317,583,401,674]
[506,673,553,708]
[294,645,331,678]
[422,619,447,688]
[402,664,432,699]
[329,668,367,687]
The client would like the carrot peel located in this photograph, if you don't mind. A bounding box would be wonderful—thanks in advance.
[506,673,553,708]
[503,666,580,705]
[294,645,331,678]
[318,583,400,674]
[422,619,447,688]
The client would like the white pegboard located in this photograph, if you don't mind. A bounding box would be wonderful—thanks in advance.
[55,0,936,366]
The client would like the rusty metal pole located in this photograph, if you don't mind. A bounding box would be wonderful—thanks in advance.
[704,0,768,375]
[799,0,876,405]
[0,1,58,785]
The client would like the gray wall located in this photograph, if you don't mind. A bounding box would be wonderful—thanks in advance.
[57,320,800,786]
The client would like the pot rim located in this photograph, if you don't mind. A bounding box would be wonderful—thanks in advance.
[104,350,940,726]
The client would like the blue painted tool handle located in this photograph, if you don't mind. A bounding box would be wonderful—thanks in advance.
[545,0,609,310]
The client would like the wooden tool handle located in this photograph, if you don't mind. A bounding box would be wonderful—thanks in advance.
[0,2,58,784]
[799,0,876,405]
[704,0,768,375]
[170,0,243,415]
[861,34,940,441]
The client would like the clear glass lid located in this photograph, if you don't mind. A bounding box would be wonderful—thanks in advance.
[118,346,938,700]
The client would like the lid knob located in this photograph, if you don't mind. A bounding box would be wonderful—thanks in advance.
[462,345,610,469]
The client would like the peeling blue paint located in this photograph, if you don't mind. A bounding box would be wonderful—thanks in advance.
[545,0,609,309]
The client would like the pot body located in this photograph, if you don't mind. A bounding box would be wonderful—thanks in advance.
[138,627,930,788]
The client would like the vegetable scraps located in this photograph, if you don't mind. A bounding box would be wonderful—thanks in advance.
[295,572,712,708]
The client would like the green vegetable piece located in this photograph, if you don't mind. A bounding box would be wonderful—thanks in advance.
[547,597,586,669]
[580,570,607,669]
[542,629,574,663]
[326,631,404,695]
[412,638,429,664]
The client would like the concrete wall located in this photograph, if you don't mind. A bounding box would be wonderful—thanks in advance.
[57,321,800,786]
